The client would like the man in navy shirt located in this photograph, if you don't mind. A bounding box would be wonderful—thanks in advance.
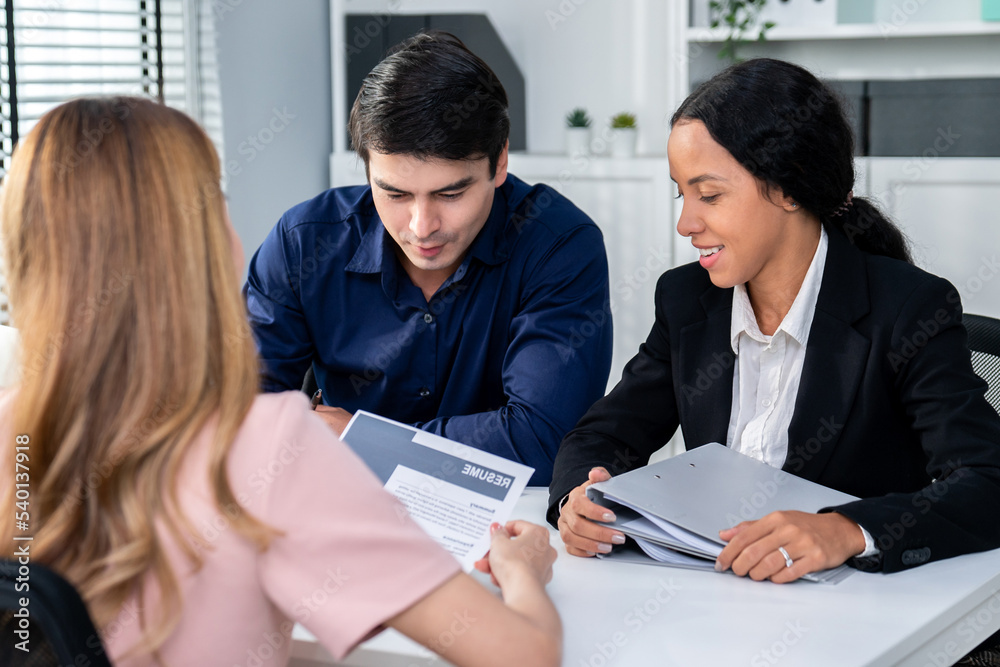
[244,31,611,484]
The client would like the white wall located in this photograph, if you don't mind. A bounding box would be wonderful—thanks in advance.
[332,0,673,157]
[512,0,671,156]
[217,0,333,272]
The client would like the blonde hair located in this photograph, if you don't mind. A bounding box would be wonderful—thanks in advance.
[0,97,270,658]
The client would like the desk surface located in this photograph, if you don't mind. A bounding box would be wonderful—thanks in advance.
[292,488,1000,667]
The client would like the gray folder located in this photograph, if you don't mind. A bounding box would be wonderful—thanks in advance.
[586,443,859,583]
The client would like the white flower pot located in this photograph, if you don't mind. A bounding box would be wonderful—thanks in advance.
[610,127,637,159]
[565,126,591,156]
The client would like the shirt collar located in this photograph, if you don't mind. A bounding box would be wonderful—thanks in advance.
[731,282,763,351]
[344,218,386,274]
[730,225,829,353]
[467,177,513,266]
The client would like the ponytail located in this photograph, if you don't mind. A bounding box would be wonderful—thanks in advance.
[826,197,912,264]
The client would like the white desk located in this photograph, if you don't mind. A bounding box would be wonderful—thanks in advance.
[291,488,1000,667]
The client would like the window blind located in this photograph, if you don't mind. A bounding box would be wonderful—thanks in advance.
[0,0,224,326]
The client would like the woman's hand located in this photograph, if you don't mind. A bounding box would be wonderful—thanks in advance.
[556,467,626,557]
[715,510,867,583]
[474,520,556,589]
[396,521,561,666]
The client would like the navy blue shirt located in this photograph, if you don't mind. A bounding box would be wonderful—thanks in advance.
[244,174,612,484]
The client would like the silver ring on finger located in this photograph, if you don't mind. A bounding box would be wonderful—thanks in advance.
[777,546,794,568]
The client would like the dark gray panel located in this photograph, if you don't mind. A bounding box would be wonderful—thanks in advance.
[868,78,1000,157]
[344,14,387,149]
[826,80,866,157]
[384,14,430,58]
[427,14,526,152]
[344,14,427,149]
[870,78,1000,97]
[343,13,527,154]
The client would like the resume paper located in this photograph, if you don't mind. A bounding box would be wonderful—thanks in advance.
[340,411,534,570]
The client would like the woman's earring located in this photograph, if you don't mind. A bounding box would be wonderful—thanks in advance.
[790,202,799,209]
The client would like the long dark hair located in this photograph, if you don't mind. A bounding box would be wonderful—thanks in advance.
[671,58,911,263]
[349,30,510,178]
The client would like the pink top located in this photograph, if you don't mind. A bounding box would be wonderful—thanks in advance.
[2,391,461,666]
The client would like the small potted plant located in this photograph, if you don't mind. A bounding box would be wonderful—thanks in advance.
[565,107,592,156]
[610,112,638,158]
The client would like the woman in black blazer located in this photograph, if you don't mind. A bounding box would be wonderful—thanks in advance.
[550,58,1000,582]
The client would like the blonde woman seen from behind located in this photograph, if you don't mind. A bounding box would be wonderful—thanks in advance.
[0,97,560,667]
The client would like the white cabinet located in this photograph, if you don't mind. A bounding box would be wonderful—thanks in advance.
[866,158,1000,318]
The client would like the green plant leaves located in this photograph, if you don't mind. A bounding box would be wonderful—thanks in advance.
[707,0,775,63]
[566,107,592,128]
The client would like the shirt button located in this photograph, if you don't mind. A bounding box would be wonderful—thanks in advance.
[423,312,434,324]
[419,387,431,398]
[762,398,772,407]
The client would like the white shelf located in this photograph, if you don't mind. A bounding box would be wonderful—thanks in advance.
[330,151,671,188]
[508,153,668,178]
[687,20,1000,43]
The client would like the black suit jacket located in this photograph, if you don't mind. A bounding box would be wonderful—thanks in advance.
[549,226,1000,573]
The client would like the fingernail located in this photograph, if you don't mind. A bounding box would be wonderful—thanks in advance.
[714,560,724,572]
[490,522,500,534]
[611,534,626,544]
[597,543,613,553]
[585,551,596,557]
[602,512,616,522]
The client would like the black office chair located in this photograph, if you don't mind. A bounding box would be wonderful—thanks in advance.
[965,314,1000,415]
[0,559,112,667]
[957,314,1000,666]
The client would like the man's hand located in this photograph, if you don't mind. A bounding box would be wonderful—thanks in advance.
[314,405,354,436]
[715,510,866,583]
[556,467,626,557]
